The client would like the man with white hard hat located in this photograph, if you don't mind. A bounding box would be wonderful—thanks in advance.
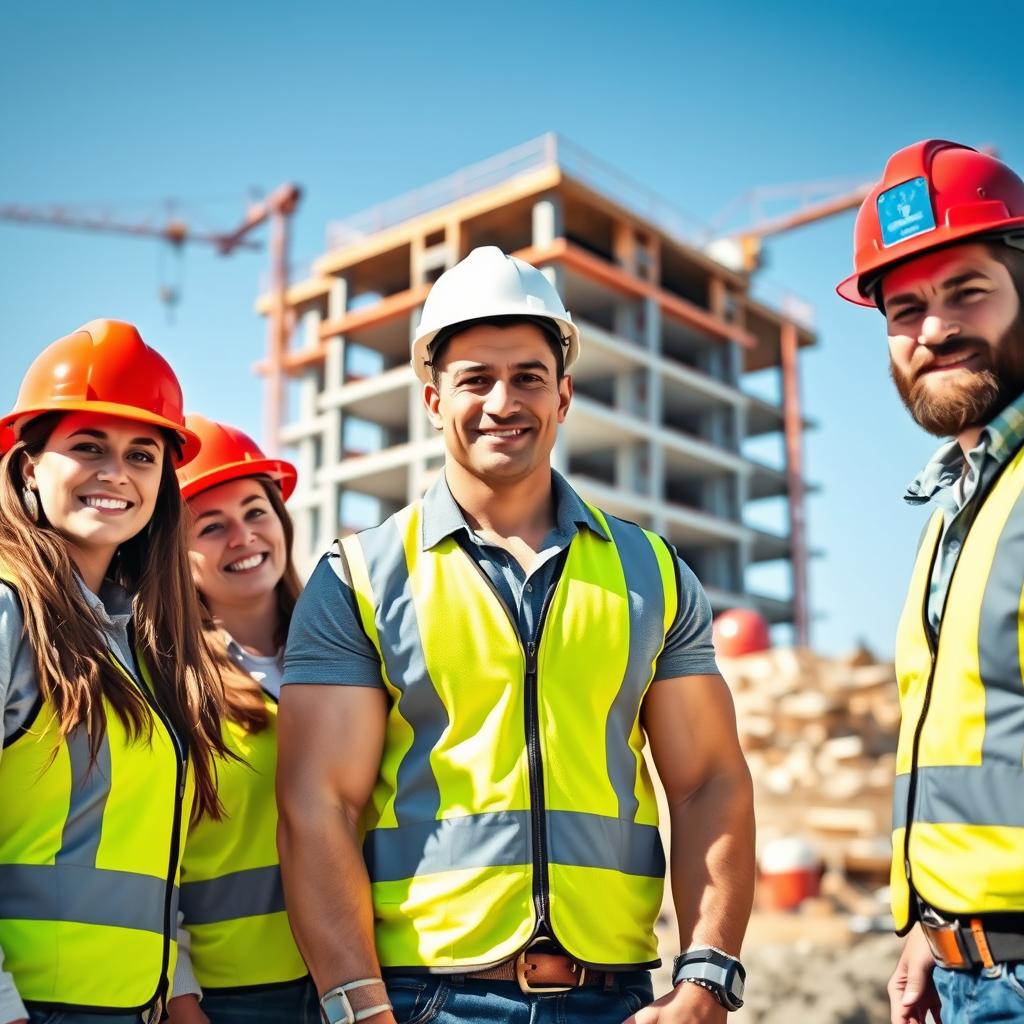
[278,246,755,1024]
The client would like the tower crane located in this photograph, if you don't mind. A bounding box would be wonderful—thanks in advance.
[0,185,302,451]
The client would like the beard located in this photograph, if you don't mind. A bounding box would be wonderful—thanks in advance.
[890,317,1024,437]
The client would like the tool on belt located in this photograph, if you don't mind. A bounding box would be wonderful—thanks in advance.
[920,904,1024,970]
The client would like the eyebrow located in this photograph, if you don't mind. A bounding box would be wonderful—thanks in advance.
[886,270,992,308]
[454,360,552,375]
[69,428,161,447]
[193,493,266,522]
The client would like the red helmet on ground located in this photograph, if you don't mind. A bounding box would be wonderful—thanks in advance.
[0,318,200,464]
[177,414,297,501]
[712,608,771,658]
[837,140,1024,306]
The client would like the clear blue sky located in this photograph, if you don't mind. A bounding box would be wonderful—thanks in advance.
[2,1,1022,656]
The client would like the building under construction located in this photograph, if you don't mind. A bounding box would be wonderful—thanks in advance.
[256,135,815,641]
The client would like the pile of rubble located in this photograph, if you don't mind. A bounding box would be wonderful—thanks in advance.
[718,646,900,919]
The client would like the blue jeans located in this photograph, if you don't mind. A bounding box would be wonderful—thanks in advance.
[934,962,1024,1022]
[385,973,653,1024]
[200,977,320,1024]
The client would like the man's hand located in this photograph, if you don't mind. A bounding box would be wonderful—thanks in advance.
[623,981,726,1023]
[167,994,210,1024]
[887,924,942,1024]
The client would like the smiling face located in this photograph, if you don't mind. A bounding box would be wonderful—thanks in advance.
[883,243,1024,437]
[186,477,287,611]
[21,411,165,564]
[424,322,573,487]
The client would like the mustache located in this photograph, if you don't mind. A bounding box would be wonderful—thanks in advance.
[910,337,985,377]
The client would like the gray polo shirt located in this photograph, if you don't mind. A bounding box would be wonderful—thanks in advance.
[284,471,718,688]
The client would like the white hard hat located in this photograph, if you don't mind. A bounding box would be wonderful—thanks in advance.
[410,245,581,384]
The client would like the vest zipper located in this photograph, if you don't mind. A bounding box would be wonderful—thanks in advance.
[455,544,569,935]
[119,644,187,1012]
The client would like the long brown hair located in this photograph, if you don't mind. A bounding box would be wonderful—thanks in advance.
[0,413,229,820]
[194,476,302,734]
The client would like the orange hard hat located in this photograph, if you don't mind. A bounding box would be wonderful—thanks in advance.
[0,318,200,464]
[712,608,771,658]
[837,140,1024,306]
[177,414,297,501]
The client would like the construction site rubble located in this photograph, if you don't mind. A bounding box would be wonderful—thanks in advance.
[720,645,899,924]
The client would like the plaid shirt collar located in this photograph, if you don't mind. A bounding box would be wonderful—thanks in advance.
[904,389,1024,506]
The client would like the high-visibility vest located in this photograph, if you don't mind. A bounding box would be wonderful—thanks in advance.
[342,498,679,969]
[0,579,193,1011]
[892,444,1024,931]
[178,688,307,990]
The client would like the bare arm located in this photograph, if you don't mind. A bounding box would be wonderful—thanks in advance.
[628,673,755,1023]
[277,683,395,1020]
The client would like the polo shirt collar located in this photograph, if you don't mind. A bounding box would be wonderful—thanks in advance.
[420,470,610,550]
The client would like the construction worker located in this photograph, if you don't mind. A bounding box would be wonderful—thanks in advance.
[277,246,755,1024]
[0,321,230,1024]
[167,416,316,1023]
[838,141,1024,1023]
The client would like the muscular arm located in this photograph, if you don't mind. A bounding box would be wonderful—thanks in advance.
[276,683,394,1012]
[629,674,755,1022]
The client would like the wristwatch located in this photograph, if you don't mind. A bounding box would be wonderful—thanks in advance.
[672,946,745,1011]
[320,978,392,1024]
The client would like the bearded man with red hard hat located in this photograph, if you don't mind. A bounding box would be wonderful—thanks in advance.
[839,140,1024,1023]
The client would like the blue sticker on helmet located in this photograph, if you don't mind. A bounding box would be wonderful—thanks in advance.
[877,177,937,248]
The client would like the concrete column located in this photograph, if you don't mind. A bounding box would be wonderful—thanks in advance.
[328,275,349,323]
[300,305,322,352]
[532,195,563,249]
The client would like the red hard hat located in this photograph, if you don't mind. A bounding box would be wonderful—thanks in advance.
[837,140,1024,306]
[177,414,297,501]
[0,319,200,464]
[712,608,771,658]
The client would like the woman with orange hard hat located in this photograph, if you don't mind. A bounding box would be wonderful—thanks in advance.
[167,415,316,1024]
[0,320,230,1024]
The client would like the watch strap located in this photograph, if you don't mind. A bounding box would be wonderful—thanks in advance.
[672,948,745,1011]
[320,978,391,1024]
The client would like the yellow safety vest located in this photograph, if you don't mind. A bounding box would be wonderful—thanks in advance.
[343,498,678,969]
[0,580,193,1011]
[892,444,1024,932]
[178,688,307,990]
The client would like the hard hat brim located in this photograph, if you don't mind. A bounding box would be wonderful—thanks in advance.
[180,457,298,501]
[0,401,202,466]
[411,315,582,385]
[837,216,1024,307]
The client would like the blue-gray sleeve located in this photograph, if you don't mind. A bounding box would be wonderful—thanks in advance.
[282,548,385,688]
[1,584,41,745]
[652,549,719,681]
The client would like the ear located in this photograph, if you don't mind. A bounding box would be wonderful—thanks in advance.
[556,374,573,424]
[423,382,444,431]
[19,450,38,489]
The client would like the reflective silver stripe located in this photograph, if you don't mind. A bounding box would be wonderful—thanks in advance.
[977,489,1024,766]
[0,863,170,933]
[602,516,667,822]
[364,810,662,883]
[179,865,285,926]
[893,765,1024,830]
[358,515,448,826]
[55,726,111,866]
[548,809,664,877]
[365,810,530,883]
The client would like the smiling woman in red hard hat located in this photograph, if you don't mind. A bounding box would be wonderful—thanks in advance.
[838,141,1024,1024]
[0,320,231,1024]
[167,415,315,1024]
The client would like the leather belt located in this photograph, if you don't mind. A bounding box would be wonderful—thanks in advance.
[919,907,1024,970]
[467,950,614,994]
